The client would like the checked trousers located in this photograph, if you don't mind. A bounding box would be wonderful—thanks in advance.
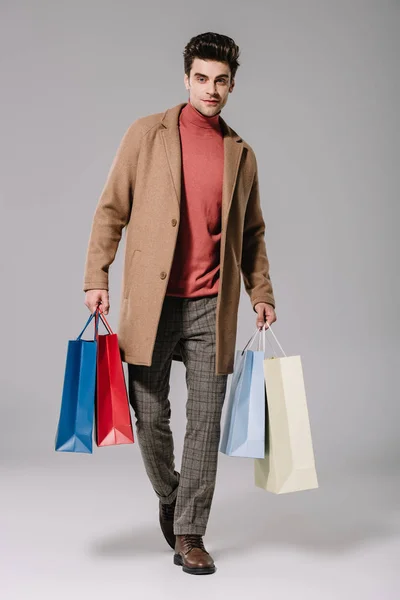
[127,294,228,535]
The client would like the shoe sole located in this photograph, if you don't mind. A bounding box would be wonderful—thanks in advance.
[173,553,216,575]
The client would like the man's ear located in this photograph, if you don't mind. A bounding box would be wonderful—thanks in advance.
[184,74,190,92]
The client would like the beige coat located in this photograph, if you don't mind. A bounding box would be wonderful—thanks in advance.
[83,102,275,375]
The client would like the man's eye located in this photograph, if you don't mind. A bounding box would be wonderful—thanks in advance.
[197,77,227,84]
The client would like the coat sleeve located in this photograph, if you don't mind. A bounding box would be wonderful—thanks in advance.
[82,120,142,292]
[241,156,276,311]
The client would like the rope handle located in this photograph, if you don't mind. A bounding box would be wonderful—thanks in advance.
[76,306,113,341]
[76,310,100,341]
[95,306,113,336]
[241,322,287,358]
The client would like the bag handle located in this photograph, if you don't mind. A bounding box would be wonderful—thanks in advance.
[261,322,287,357]
[93,306,114,343]
[76,306,113,342]
[76,310,100,341]
[257,324,275,355]
[241,327,261,355]
[97,306,113,334]
[241,323,287,357]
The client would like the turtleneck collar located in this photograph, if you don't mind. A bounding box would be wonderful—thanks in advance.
[179,100,221,132]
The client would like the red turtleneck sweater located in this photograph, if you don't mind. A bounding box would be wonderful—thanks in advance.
[166,100,224,298]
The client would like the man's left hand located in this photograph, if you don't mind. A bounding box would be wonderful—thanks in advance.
[254,302,277,330]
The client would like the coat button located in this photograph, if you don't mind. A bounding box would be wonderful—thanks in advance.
[160,271,167,279]
[171,218,177,226]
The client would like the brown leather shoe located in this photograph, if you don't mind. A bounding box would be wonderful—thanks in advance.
[174,534,216,575]
[159,498,176,550]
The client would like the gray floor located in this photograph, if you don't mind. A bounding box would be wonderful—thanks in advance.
[2,453,398,599]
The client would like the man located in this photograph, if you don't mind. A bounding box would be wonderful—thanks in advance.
[83,32,277,575]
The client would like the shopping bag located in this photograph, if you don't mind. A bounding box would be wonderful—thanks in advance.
[254,324,319,494]
[94,308,134,447]
[55,310,99,453]
[219,328,266,458]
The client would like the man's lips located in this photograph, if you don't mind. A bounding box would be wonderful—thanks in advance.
[203,99,218,104]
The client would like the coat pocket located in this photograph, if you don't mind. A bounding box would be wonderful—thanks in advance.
[124,249,142,299]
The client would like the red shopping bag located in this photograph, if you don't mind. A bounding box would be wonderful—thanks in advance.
[94,308,134,447]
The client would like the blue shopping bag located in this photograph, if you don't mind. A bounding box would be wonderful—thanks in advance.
[55,310,100,453]
[219,327,267,458]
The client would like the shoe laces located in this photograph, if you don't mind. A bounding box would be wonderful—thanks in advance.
[182,534,206,553]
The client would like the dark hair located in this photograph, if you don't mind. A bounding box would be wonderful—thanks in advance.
[183,32,240,80]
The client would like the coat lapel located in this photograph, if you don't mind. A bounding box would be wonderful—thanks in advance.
[219,115,244,232]
[160,102,244,231]
[160,107,183,212]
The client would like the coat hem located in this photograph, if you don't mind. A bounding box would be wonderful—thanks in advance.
[121,354,152,367]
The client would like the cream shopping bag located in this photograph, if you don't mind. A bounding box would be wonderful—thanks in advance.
[254,324,319,494]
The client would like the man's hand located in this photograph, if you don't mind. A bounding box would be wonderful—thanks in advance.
[254,302,277,330]
[85,290,110,315]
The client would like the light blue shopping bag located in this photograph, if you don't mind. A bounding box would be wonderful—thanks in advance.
[219,327,267,458]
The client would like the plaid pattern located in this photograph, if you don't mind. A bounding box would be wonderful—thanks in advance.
[127,294,228,535]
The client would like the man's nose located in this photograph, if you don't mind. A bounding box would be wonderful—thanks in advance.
[205,83,218,96]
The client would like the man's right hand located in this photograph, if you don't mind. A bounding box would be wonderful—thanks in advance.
[85,290,110,315]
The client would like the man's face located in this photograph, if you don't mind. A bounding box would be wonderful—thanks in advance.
[184,58,235,116]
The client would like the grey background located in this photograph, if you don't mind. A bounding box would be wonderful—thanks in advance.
[1,1,399,598]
